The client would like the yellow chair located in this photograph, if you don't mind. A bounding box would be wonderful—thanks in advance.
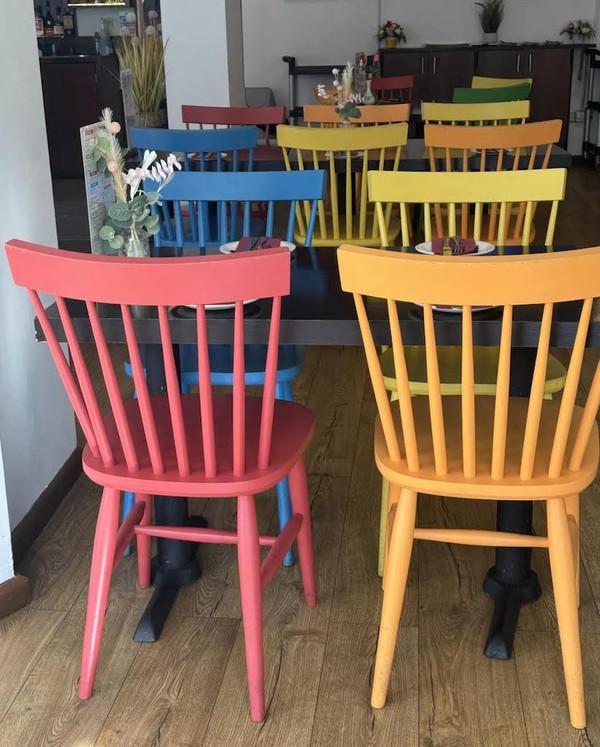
[422,100,530,125]
[304,103,411,127]
[472,75,533,92]
[425,119,562,244]
[277,123,408,247]
[338,239,600,729]
[371,168,568,575]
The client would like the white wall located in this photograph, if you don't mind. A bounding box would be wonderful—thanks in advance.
[162,0,246,129]
[379,0,596,45]
[0,0,76,538]
[0,448,14,585]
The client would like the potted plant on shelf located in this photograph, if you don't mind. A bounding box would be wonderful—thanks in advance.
[475,0,505,44]
[116,26,166,128]
[377,20,407,49]
[93,108,181,257]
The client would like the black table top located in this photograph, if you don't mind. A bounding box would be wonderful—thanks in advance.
[36,245,600,349]
[248,139,572,172]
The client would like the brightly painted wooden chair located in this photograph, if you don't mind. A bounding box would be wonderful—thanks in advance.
[370,168,568,575]
[277,123,408,247]
[122,169,326,565]
[422,100,530,126]
[338,240,600,729]
[453,82,531,104]
[181,104,285,161]
[6,239,317,723]
[472,75,533,93]
[370,75,414,103]
[130,127,258,254]
[181,103,285,141]
[303,103,411,128]
[425,119,563,245]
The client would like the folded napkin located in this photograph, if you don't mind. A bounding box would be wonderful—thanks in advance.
[236,236,284,252]
[431,237,478,255]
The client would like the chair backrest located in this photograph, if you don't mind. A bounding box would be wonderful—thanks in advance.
[277,123,409,244]
[368,168,566,246]
[129,126,257,172]
[424,120,561,170]
[370,75,414,103]
[453,82,531,104]
[472,75,533,92]
[181,105,286,146]
[338,242,600,482]
[303,104,411,127]
[422,100,530,125]
[5,239,291,480]
[153,169,327,250]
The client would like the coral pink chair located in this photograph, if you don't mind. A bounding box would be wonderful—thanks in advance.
[181,104,285,162]
[5,240,316,722]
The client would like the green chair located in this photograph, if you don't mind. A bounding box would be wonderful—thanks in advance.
[453,82,531,104]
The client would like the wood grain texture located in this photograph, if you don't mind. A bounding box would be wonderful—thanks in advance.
[96,617,239,747]
[311,622,418,747]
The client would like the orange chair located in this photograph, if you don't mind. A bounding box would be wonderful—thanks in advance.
[338,242,600,729]
[303,103,411,128]
[370,75,414,103]
[424,119,563,245]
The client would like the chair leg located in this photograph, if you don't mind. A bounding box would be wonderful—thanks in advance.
[237,494,265,722]
[135,493,152,589]
[79,487,120,700]
[565,494,580,606]
[282,381,294,402]
[288,459,317,606]
[276,479,294,567]
[372,488,417,710]
[547,497,586,729]
[382,482,401,591]
[378,478,390,578]
[121,491,136,556]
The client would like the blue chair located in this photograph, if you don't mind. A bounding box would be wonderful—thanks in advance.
[123,169,327,564]
[129,126,259,253]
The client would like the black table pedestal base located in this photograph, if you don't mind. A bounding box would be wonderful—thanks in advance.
[482,497,542,659]
[482,565,541,659]
[133,500,208,643]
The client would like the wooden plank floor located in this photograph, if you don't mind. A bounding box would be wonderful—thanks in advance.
[4,167,600,746]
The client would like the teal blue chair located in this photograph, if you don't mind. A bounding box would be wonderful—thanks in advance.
[122,169,326,564]
[129,126,258,254]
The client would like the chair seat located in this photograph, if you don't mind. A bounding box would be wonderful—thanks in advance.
[375,395,599,500]
[83,394,315,498]
[295,215,401,248]
[380,346,567,396]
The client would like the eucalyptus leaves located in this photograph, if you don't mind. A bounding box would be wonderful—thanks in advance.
[93,108,181,255]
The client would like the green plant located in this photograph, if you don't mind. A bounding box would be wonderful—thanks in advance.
[93,108,180,255]
[116,34,166,114]
[475,0,505,33]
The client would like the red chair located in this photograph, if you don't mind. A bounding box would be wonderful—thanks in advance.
[181,104,286,161]
[370,75,414,103]
[5,240,316,722]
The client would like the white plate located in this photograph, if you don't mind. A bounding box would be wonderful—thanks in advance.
[415,240,496,256]
[219,240,296,254]
[183,299,257,311]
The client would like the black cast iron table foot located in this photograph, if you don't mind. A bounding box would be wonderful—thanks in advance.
[133,497,208,643]
[482,499,542,659]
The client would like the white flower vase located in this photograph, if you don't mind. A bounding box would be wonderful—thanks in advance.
[125,229,150,258]
[363,78,376,105]
[482,32,499,44]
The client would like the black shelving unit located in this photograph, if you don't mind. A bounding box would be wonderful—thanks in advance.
[584,48,600,167]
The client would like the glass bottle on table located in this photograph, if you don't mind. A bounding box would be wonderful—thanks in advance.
[43,1,55,36]
[53,7,64,36]
[35,5,44,37]
[63,7,75,36]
